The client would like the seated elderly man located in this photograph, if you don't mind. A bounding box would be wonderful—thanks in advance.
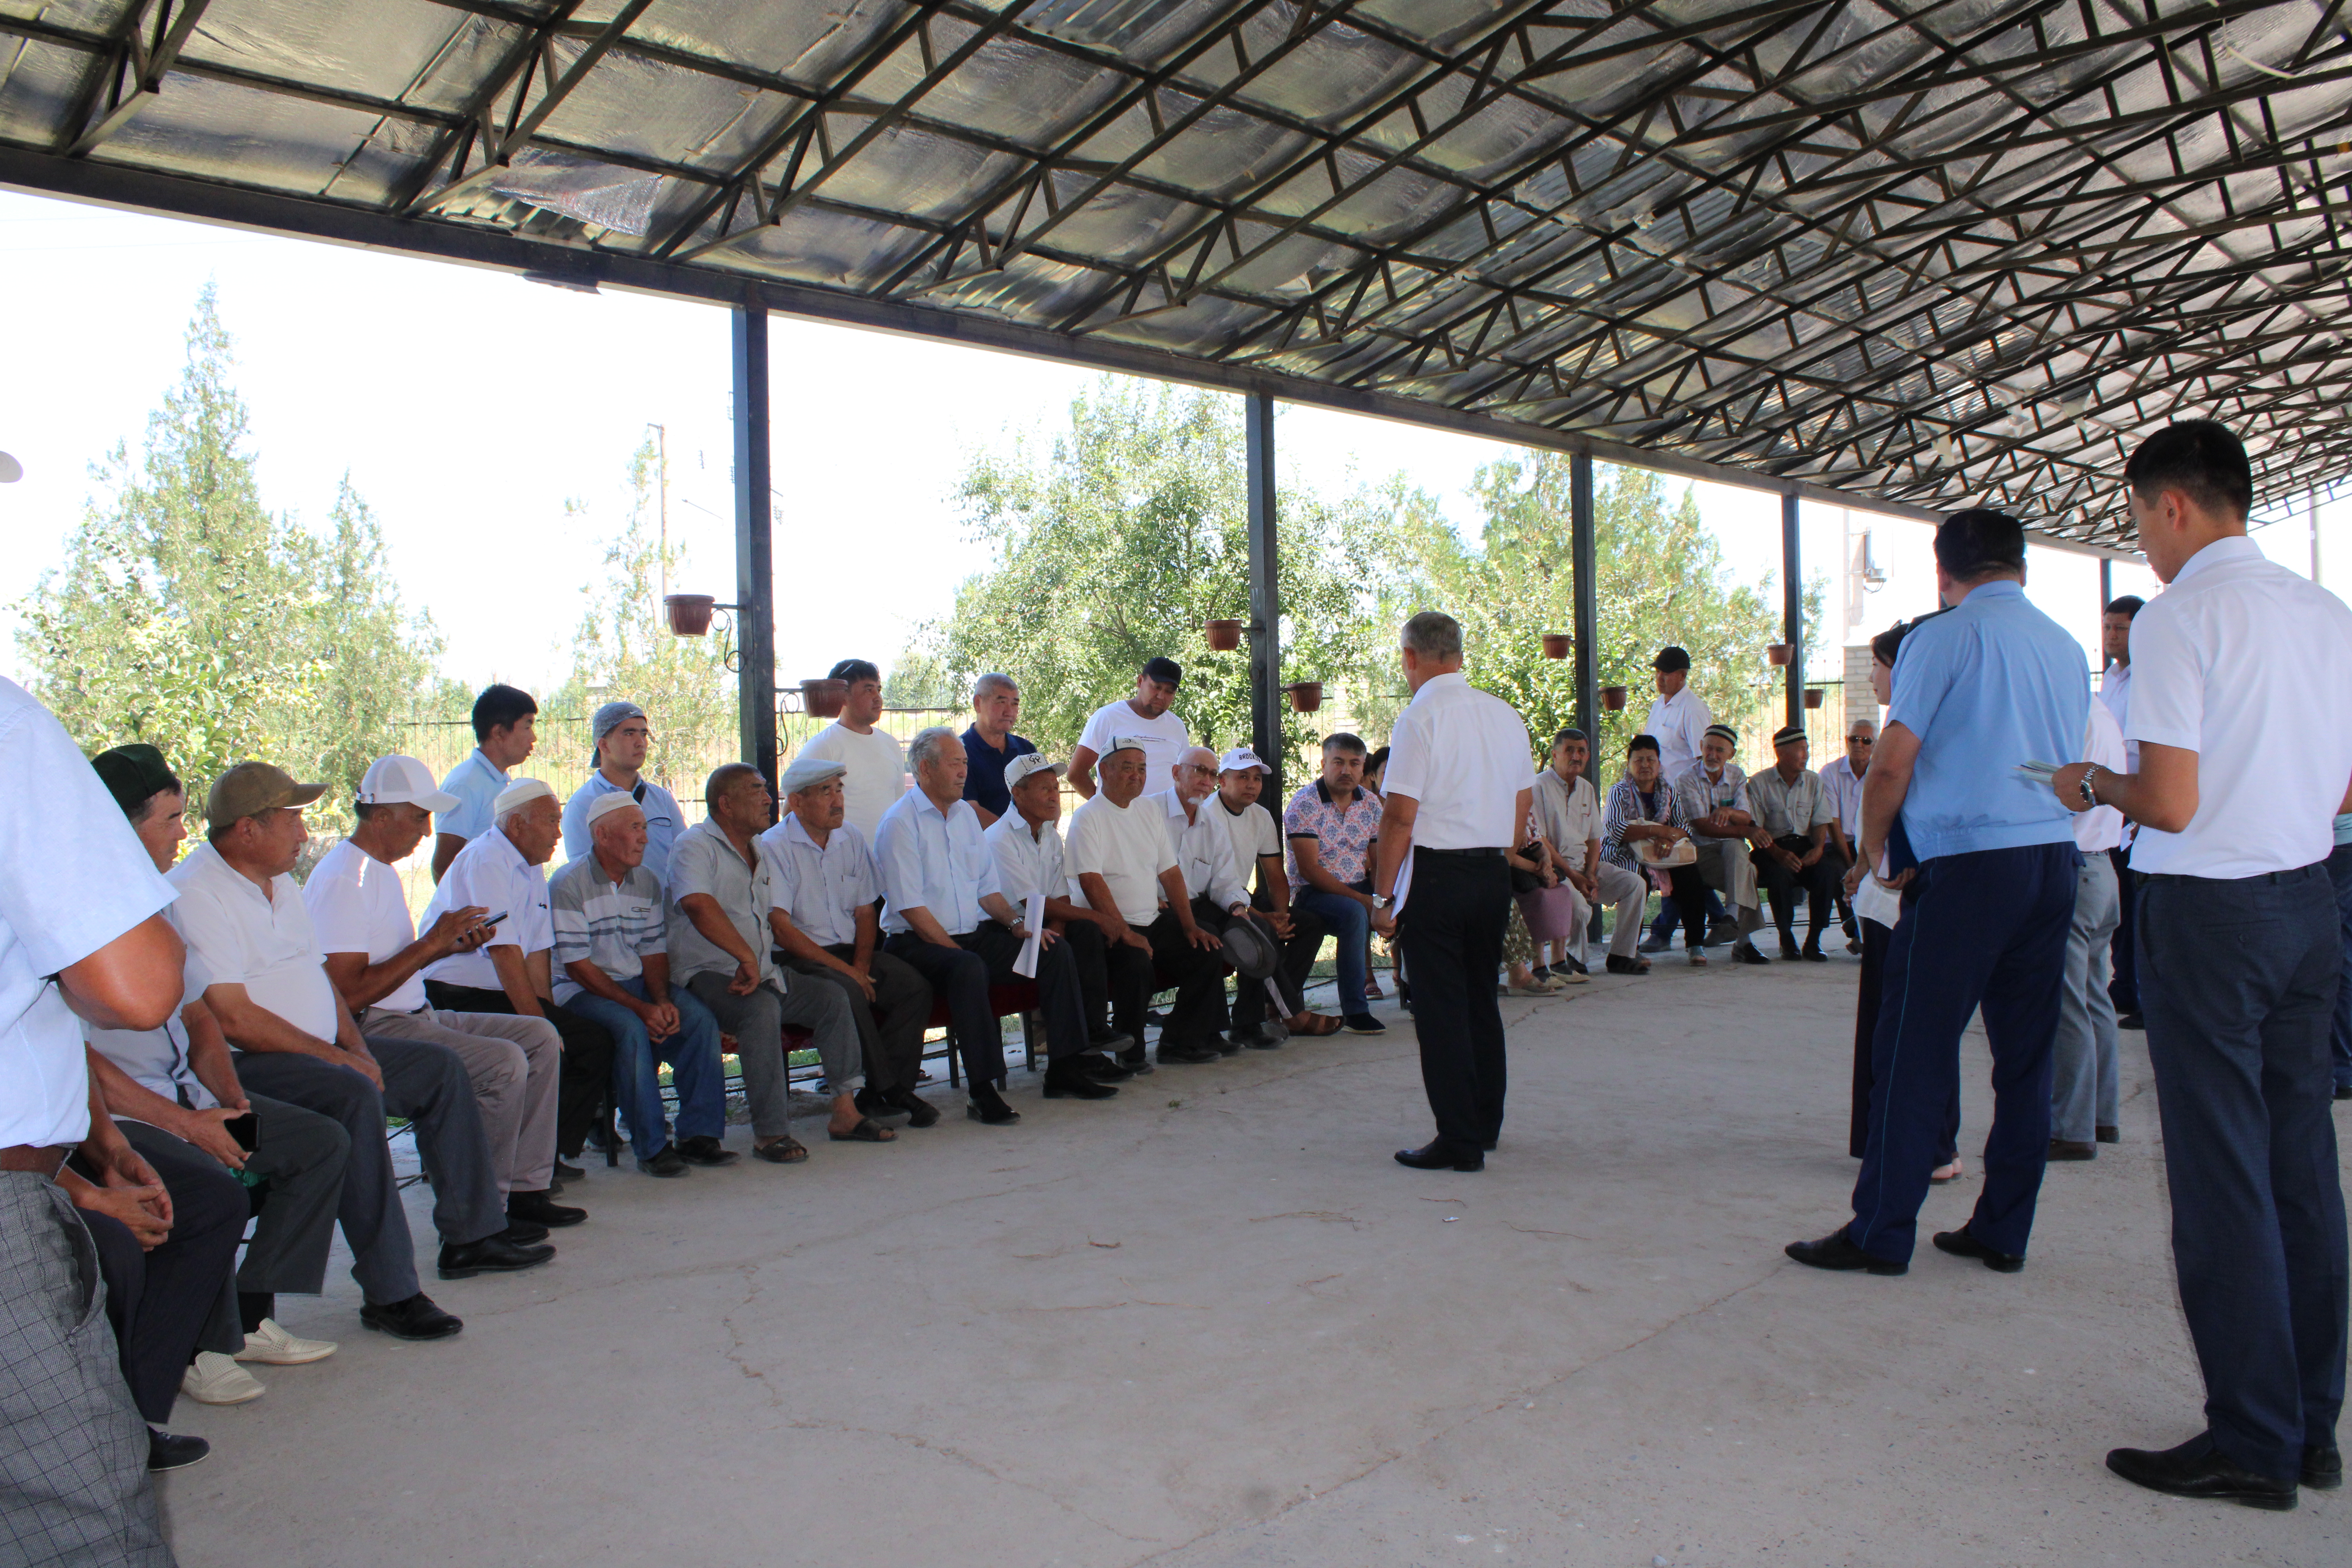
[760,754,940,1129]
[550,794,733,1177]
[1745,725,1843,961]
[171,762,548,1336]
[1067,738,1227,1067]
[671,763,873,1158]
[1214,747,1339,1045]
[1532,728,1651,975]
[1672,724,1773,966]
[416,777,612,1197]
[1153,746,1281,1054]
[880,728,1108,1118]
[983,754,1137,1076]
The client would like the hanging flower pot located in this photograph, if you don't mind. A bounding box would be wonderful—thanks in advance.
[1802,687,1825,710]
[1601,685,1628,711]
[1285,681,1324,713]
[1766,643,1793,666]
[1540,633,1570,660]
[800,678,848,718]
[664,593,716,636]
[1204,618,1243,652]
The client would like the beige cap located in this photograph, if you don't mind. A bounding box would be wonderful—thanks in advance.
[206,761,326,824]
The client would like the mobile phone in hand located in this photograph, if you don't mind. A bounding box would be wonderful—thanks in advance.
[223,1112,260,1154]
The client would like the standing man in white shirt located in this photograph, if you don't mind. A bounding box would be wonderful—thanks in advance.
[795,658,906,844]
[1641,646,1726,949]
[984,755,1139,1072]
[1533,728,1650,975]
[432,682,537,882]
[2046,701,2127,1161]
[314,758,579,1234]
[418,778,612,1196]
[1067,657,1190,800]
[2053,422,2352,1510]
[0,678,184,1557]
[560,701,684,881]
[1370,612,1534,1173]
[2099,595,2147,1031]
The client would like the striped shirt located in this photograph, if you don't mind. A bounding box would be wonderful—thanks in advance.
[547,852,667,1005]
[1601,774,1689,877]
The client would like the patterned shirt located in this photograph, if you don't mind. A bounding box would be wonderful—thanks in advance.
[1283,778,1382,888]
[548,852,667,1005]
[1746,766,1835,842]
[1670,760,1751,840]
[1601,774,1689,877]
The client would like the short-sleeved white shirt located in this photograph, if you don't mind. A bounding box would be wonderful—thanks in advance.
[303,838,428,1012]
[1065,793,1178,926]
[0,680,179,1147]
[1642,686,1713,781]
[1532,767,1602,851]
[757,813,880,951]
[1077,700,1190,794]
[437,748,509,846]
[795,723,907,846]
[419,828,554,990]
[2125,535,2352,877]
[1820,755,1865,841]
[169,842,340,1043]
[1381,672,1532,851]
[984,811,1066,913]
[1215,797,1281,894]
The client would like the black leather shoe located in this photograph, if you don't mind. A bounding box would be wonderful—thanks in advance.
[1933,1224,2025,1272]
[1239,1026,1285,1051]
[637,1144,690,1177]
[1043,1060,1117,1099]
[1730,942,1770,965]
[675,1134,740,1165]
[1779,936,1802,961]
[2048,1139,2096,1161]
[1078,1053,1134,1082]
[967,1084,1022,1125]
[147,1430,210,1472]
[2336,1084,2352,1101]
[2305,1443,2342,1489]
[880,1087,941,1128]
[1785,1230,1907,1275]
[1089,1030,1135,1055]
[507,1189,586,1228]
[437,1234,555,1280]
[359,1293,463,1340]
[1394,1140,1483,1172]
[1605,955,1649,976]
[2116,1013,2145,1031]
[1801,944,1827,962]
[1158,1042,1222,1065]
[501,1219,550,1245]
[1116,1045,1155,1075]
[2096,1124,2120,1143]
[551,1160,585,1182]
[2106,1434,2297,1510]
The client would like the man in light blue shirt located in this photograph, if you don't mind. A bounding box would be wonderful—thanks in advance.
[432,682,538,883]
[560,701,683,882]
[1789,509,2087,1278]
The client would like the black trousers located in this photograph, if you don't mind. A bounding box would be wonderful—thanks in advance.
[883,921,1091,1085]
[1057,917,1151,1044]
[1232,887,1327,1028]
[782,944,932,1093]
[2107,844,2139,1015]
[73,1138,246,1426]
[1653,863,1708,951]
[1849,913,1958,1164]
[1400,848,1512,1152]
[1144,897,1236,1049]
[1755,835,1842,946]
[423,981,616,1159]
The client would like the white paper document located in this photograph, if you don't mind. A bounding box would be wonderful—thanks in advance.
[1013,891,1045,978]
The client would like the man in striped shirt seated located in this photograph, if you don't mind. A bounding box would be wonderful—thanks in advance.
[548,795,733,1178]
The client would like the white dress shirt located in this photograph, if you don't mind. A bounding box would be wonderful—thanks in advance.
[797,722,908,845]
[170,842,341,1043]
[876,788,999,937]
[304,838,430,1012]
[1152,789,1249,910]
[1381,671,1533,850]
[1065,792,1178,926]
[2125,535,2352,877]
[984,811,1066,912]
[1642,685,1714,780]
[419,826,554,991]
[2074,700,2128,854]
[1820,755,1865,842]
[0,679,178,1147]
[2100,660,2138,773]
[758,814,880,950]
[1076,700,1191,791]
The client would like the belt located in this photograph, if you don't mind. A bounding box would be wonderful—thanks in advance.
[0,1145,70,1177]
[2138,864,2323,888]
[1416,846,1504,858]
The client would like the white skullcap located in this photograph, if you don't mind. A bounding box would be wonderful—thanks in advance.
[492,778,555,818]
[585,791,642,828]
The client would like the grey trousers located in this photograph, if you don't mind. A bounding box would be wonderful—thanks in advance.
[784,946,932,1094]
[361,1006,561,1195]
[1691,837,1763,936]
[0,1172,170,1568]
[119,1093,347,1298]
[2050,850,2122,1143]
[685,972,860,1138]
[1565,861,1652,964]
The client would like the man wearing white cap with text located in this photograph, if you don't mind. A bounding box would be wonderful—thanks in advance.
[561,700,684,882]
[985,753,1138,1074]
[313,755,578,1235]
[420,777,616,1194]
[1216,747,1339,1045]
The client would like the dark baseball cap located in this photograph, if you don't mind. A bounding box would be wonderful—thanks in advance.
[1141,656,1182,687]
[1653,646,1691,673]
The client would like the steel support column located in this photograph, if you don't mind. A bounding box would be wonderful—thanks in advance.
[1245,392,1282,804]
[2099,557,2112,622]
[1571,450,1598,778]
[1782,490,1803,730]
[732,296,778,792]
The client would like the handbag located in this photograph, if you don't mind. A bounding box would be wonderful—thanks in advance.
[1508,836,1551,895]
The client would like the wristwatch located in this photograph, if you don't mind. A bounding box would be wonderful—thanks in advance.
[1372,893,1396,910]
[2077,764,2103,809]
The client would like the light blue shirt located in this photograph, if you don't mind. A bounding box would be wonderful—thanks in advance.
[1884,580,2087,862]
[561,772,683,883]
[875,788,1000,937]
[758,813,880,950]
[437,748,508,846]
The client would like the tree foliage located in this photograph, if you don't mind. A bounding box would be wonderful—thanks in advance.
[18,287,439,833]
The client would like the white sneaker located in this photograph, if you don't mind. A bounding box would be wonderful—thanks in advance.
[181,1351,266,1405]
[232,1318,338,1366]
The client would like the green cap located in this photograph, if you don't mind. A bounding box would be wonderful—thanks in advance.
[205,760,326,824]
[90,744,177,818]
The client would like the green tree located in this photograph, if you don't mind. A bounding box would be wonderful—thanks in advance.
[18,286,439,832]
[917,380,1389,776]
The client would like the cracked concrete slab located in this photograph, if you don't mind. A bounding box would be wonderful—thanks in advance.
[154,955,2346,1566]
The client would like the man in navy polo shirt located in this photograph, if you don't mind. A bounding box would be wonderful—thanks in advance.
[959,672,1035,828]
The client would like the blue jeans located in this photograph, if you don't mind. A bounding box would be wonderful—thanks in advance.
[565,979,726,1160]
[1294,889,1370,1013]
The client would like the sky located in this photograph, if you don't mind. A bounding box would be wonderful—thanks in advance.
[4,187,2345,703]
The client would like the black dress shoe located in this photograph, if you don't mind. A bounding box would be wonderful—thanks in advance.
[2336,1084,2352,1101]
[967,1083,1022,1125]
[500,1219,550,1246]
[2116,1013,2145,1031]
[1116,1045,1155,1075]
[359,1292,463,1340]
[1076,1052,1134,1082]
[2095,1124,2120,1143]
[507,1189,586,1228]
[1785,1230,1907,1275]
[1043,1059,1117,1099]
[2304,1443,2342,1489]
[1157,1042,1222,1065]
[1089,1030,1136,1055]
[675,1134,740,1165]
[147,1429,210,1472]
[1933,1224,2025,1272]
[2047,1139,2096,1161]
[2106,1434,2297,1510]
[1801,944,1827,962]
[875,1087,939,1127]
[1730,942,1770,965]
[437,1234,555,1280]
[637,1144,690,1178]
[1604,955,1649,976]
[1779,936,1802,960]
[551,1160,585,1182]
[1394,1140,1483,1172]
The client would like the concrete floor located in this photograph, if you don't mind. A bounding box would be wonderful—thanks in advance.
[155,953,2347,1567]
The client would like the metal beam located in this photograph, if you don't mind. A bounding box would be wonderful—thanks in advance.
[1782,489,1804,731]
[731,296,777,796]
[1245,392,1282,808]
[1570,450,1599,780]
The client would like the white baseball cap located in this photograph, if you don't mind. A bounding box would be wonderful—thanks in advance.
[492,778,556,818]
[1218,746,1270,775]
[357,755,460,813]
[1004,754,1063,789]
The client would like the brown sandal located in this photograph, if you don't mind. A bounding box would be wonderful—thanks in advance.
[752,1136,809,1163]
[828,1118,895,1143]
[1286,1013,1345,1037]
